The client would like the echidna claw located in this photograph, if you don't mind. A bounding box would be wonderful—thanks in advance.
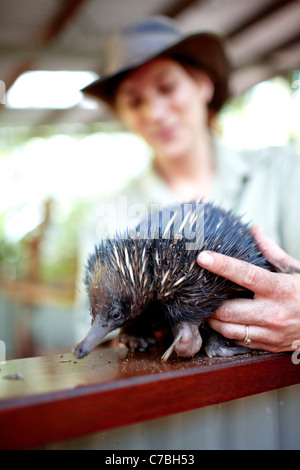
[161,332,183,362]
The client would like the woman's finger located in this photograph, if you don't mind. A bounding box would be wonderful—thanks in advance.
[208,317,279,350]
[197,250,283,297]
[210,298,268,326]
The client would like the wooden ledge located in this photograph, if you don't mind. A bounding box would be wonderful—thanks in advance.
[0,347,300,449]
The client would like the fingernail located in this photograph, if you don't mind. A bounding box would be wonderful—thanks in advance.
[197,251,214,267]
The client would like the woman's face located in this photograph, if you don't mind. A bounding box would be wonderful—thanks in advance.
[114,58,214,161]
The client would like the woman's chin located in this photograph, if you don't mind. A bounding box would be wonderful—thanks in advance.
[155,141,189,161]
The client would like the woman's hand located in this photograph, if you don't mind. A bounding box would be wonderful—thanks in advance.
[197,226,300,353]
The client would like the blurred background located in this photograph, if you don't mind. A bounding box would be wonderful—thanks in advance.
[0,0,299,359]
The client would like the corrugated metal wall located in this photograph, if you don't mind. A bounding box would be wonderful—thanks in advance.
[48,383,300,450]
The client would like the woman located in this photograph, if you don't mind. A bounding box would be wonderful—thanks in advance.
[81,15,300,354]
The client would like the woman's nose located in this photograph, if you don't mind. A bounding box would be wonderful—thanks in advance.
[143,96,166,122]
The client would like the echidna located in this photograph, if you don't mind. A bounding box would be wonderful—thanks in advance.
[73,201,273,361]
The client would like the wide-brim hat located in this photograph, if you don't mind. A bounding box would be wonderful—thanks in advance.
[82,15,231,112]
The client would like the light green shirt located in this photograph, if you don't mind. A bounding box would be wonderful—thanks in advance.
[212,140,300,259]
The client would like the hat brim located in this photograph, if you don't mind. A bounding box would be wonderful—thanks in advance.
[82,32,230,112]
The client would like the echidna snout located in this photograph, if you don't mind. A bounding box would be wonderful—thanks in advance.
[73,316,112,359]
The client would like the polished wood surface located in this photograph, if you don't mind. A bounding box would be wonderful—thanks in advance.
[0,347,299,449]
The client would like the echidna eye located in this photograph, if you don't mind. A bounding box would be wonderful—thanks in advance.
[113,312,121,320]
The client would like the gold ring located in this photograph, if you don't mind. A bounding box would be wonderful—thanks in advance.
[244,325,252,345]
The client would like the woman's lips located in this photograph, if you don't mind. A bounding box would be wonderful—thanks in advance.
[155,126,178,142]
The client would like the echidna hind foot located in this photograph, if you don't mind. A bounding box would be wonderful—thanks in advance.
[161,322,202,361]
[204,330,250,358]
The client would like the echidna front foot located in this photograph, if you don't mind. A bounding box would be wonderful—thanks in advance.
[119,331,157,350]
[119,320,158,351]
[205,330,249,358]
[162,322,202,361]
